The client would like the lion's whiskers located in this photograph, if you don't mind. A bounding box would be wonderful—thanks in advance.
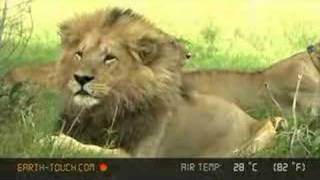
[91,84,107,88]
[89,84,110,94]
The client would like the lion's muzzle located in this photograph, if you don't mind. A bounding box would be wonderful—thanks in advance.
[67,74,100,107]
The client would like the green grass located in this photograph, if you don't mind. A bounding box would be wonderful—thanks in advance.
[1,0,320,157]
[0,81,60,157]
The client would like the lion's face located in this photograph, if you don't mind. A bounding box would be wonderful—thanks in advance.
[66,33,132,107]
[56,9,188,108]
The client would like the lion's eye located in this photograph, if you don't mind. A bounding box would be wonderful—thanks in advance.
[103,54,117,65]
[75,51,83,61]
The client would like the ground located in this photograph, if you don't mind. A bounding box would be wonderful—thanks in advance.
[0,0,320,157]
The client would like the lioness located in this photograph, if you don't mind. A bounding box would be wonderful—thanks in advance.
[3,8,276,157]
[3,63,56,87]
[183,43,320,117]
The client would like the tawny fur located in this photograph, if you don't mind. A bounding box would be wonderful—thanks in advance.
[183,46,320,117]
[3,63,56,87]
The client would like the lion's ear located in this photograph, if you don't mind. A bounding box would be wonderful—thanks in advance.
[307,45,315,54]
[58,23,79,48]
[58,23,69,46]
[130,37,161,64]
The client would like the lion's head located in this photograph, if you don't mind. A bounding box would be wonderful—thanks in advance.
[56,8,189,109]
[307,42,320,72]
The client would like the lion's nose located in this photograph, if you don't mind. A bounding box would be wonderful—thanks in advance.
[74,74,94,86]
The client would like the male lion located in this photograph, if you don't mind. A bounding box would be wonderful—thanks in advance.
[183,43,320,118]
[3,8,276,157]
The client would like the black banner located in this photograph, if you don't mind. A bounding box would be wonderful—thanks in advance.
[0,158,319,180]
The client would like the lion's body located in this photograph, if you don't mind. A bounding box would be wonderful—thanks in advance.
[151,93,264,157]
[183,70,266,112]
[183,51,320,116]
[2,8,276,157]
[4,63,56,87]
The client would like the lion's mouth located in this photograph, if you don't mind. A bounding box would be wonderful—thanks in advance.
[75,89,91,96]
[73,89,99,107]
